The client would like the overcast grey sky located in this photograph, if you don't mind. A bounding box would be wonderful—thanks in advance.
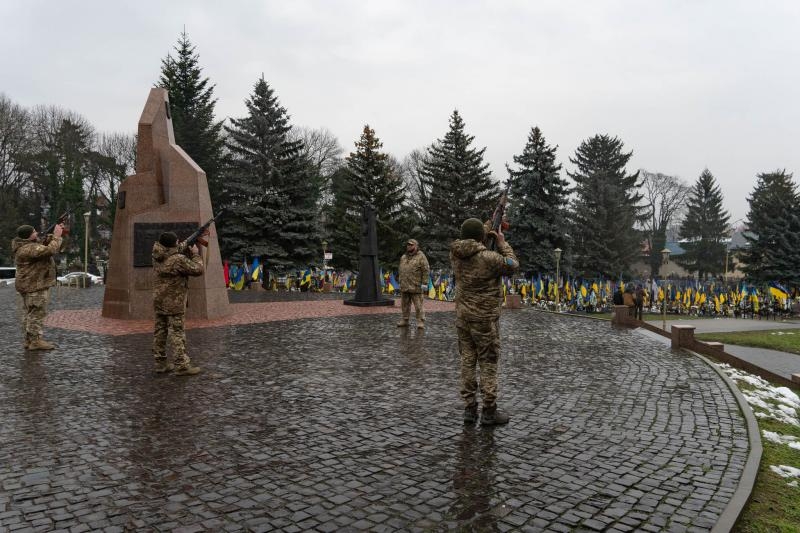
[3,0,799,222]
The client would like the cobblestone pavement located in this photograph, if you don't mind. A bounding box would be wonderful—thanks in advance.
[0,287,750,532]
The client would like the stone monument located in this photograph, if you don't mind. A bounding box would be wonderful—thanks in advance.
[344,205,394,307]
[101,88,230,320]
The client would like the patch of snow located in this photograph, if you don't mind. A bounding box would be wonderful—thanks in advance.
[717,364,800,426]
[762,430,800,450]
[769,465,800,478]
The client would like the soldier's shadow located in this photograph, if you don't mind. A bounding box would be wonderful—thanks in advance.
[449,426,499,530]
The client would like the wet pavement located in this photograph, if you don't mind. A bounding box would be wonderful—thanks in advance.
[0,287,751,532]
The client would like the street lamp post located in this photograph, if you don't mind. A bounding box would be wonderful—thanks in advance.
[661,248,670,331]
[83,211,90,288]
[554,248,562,311]
[322,240,328,271]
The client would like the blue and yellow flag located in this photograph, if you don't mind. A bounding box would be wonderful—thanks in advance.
[232,266,245,290]
[769,282,789,302]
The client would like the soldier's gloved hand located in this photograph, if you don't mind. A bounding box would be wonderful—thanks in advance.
[189,245,199,256]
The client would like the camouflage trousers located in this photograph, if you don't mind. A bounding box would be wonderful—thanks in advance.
[456,317,500,408]
[153,313,191,369]
[400,292,425,324]
[20,289,50,343]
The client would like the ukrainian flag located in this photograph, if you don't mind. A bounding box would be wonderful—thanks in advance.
[232,266,245,290]
[769,282,789,302]
[251,257,261,281]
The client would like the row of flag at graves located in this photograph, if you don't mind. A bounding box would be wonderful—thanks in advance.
[273,269,359,292]
[282,269,359,292]
[224,259,263,290]
[498,276,799,315]
[651,280,797,314]
[379,271,455,301]
[505,276,617,307]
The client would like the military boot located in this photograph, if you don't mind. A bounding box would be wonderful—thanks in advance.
[417,321,425,329]
[27,338,56,351]
[173,365,202,376]
[463,403,478,424]
[154,360,174,374]
[480,405,510,426]
[396,320,409,327]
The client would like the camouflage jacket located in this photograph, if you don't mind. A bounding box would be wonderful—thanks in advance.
[12,236,62,294]
[450,239,519,321]
[399,250,430,293]
[152,242,205,315]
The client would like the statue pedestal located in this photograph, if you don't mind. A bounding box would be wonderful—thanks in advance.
[343,299,394,307]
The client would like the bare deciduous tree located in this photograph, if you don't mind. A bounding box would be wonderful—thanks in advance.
[639,169,690,277]
[290,126,344,177]
[94,131,136,231]
[0,94,32,191]
[399,145,435,224]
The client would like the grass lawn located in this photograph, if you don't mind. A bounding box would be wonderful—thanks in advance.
[696,329,800,356]
[725,377,800,532]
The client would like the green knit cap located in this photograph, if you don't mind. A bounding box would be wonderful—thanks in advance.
[159,231,178,248]
[460,218,485,241]
[16,225,35,239]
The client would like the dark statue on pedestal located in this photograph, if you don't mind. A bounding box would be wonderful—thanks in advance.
[344,205,394,307]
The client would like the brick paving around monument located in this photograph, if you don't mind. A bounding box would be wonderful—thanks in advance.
[0,287,752,532]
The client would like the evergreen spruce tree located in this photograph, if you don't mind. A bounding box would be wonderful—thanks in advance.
[506,126,569,273]
[220,77,319,268]
[326,166,358,270]
[676,169,731,279]
[325,126,409,270]
[568,134,644,278]
[741,170,800,284]
[158,31,225,206]
[419,110,498,266]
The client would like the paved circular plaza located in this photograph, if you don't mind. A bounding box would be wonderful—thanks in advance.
[0,287,752,532]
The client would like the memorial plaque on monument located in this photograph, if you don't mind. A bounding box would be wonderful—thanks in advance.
[132,222,197,267]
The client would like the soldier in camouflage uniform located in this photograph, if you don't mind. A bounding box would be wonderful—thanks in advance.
[397,238,430,329]
[152,232,205,376]
[12,223,64,351]
[450,218,518,426]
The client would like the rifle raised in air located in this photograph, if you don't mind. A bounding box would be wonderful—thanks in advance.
[41,208,72,242]
[485,181,511,251]
[180,209,225,254]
